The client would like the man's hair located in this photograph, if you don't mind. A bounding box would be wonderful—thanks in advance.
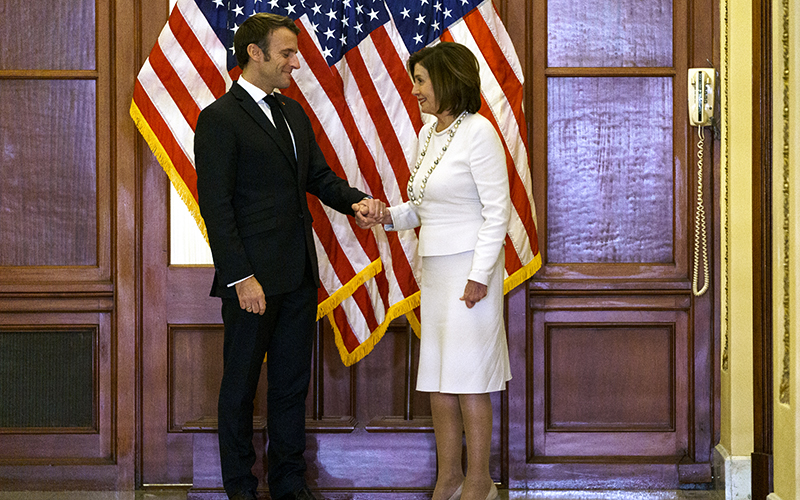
[407,42,482,116]
[233,13,300,69]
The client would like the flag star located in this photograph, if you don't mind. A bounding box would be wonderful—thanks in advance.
[311,3,321,15]
[400,7,410,18]
[340,33,347,45]
[432,20,440,31]
[229,44,236,53]
[285,2,296,14]
[324,27,336,39]
[354,22,363,33]
[321,46,333,59]
[416,13,425,25]
[443,8,452,18]
[343,0,351,7]
[213,0,224,7]
[342,16,349,27]
[434,2,442,11]
[326,8,337,20]
[460,0,469,4]
[356,3,364,14]
[229,22,240,33]
[232,4,244,15]
[310,21,319,32]
[367,9,379,20]
[413,33,424,44]
[269,0,279,8]
[420,0,429,5]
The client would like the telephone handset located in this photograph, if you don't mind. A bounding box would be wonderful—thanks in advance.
[688,68,715,127]
[687,68,716,297]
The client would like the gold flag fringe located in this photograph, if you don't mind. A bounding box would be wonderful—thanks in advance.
[329,252,542,366]
[130,101,209,244]
[316,258,382,320]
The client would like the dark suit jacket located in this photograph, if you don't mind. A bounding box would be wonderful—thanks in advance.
[195,82,366,299]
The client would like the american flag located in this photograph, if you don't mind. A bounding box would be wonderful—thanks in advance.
[130,0,541,366]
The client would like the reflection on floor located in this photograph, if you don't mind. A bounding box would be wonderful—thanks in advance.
[0,489,725,500]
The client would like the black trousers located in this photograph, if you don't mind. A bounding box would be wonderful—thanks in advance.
[217,268,317,499]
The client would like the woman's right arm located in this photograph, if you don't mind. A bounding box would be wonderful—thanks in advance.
[383,201,420,231]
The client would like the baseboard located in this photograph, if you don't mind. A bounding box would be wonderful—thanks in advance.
[714,444,752,500]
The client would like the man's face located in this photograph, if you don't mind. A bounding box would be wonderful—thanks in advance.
[255,27,300,91]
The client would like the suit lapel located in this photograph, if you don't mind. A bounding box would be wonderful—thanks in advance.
[231,83,297,167]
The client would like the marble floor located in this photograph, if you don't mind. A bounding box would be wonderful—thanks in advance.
[0,490,724,500]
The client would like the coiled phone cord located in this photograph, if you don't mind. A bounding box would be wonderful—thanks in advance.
[692,126,709,296]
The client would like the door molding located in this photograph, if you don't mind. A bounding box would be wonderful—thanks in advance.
[751,0,774,496]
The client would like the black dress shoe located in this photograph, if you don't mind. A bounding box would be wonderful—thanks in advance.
[230,490,257,500]
[277,485,319,500]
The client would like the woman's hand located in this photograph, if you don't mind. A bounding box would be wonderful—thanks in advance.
[460,279,487,309]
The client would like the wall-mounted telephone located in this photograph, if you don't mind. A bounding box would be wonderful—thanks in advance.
[687,68,716,297]
[688,68,715,127]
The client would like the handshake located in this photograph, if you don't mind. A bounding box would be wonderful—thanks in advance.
[351,198,391,229]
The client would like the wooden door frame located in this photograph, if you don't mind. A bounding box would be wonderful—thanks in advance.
[751,0,774,496]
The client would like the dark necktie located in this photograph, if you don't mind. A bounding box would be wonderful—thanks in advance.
[264,94,293,153]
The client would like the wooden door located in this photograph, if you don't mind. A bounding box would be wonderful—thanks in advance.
[137,0,718,493]
[503,0,718,489]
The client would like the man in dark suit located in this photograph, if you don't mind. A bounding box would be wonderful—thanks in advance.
[194,13,384,500]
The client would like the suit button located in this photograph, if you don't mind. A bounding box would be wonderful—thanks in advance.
[297,212,304,218]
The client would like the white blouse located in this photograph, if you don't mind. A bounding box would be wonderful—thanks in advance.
[386,112,510,285]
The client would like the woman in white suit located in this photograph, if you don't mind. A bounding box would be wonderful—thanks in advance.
[381,42,510,500]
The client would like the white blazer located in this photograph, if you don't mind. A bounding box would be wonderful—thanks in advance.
[387,113,510,285]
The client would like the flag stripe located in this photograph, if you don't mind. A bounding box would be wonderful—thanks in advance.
[148,42,203,131]
[133,79,199,200]
[370,27,424,142]
[287,43,418,302]
[287,28,418,339]
[169,7,227,98]
[138,59,197,165]
[342,49,413,199]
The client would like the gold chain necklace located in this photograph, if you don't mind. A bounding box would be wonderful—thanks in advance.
[407,111,467,206]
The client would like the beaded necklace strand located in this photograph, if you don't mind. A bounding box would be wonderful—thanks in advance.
[407,111,468,206]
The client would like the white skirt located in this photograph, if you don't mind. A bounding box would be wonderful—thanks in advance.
[416,250,511,394]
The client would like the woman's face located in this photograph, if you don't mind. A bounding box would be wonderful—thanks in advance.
[411,64,438,116]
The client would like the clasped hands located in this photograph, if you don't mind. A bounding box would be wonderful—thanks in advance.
[352,198,390,229]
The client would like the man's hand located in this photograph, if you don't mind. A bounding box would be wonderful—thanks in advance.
[235,276,266,315]
[460,280,487,309]
[352,198,387,228]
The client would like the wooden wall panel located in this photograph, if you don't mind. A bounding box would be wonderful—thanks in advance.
[546,77,675,265]
[0,314,113,467]
[546,325,675,431]
[0,0,96,70]
[0,80,97,266]
[169,325,272,431]
[0,0,135,489]
[529,297,690,462]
